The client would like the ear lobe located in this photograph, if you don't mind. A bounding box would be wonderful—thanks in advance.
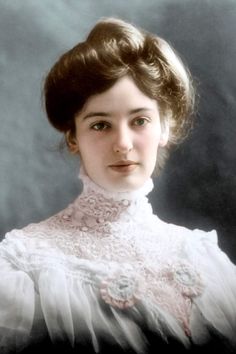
[65,131,80,154]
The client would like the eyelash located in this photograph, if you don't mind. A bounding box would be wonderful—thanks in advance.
[90,121,111,131]
[133,117,149,126]
[90,117,150,131]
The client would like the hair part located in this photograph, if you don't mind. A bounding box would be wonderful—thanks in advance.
[44,17,195,174]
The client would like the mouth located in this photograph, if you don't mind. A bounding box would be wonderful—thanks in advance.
[109,161,139,173]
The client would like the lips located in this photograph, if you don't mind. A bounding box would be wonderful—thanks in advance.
[109,160,138,167]
[109,160,139,173]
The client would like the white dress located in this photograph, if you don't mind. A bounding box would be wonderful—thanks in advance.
[0,169,236,353]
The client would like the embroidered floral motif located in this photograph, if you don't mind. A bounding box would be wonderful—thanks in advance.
[100,271,142,309]
[143,261,204,337]
[171,261,204,297]
[21,170,206,340]
[99,261,204,336]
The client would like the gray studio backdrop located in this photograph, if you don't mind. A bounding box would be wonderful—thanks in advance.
[0,0,236,261]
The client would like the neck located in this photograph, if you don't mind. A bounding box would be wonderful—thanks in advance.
[69,166,154,235]
[79,165,154,202]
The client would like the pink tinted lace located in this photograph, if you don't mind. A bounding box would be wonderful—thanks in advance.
[21,169,204,337]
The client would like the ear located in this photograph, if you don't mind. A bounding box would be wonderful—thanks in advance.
[65,131,80,154]
[159,119,169,147]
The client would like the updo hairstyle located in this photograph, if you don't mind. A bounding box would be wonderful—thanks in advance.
[44,17,195,173]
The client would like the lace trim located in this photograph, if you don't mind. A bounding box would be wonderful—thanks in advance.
[70,195,132,235]
[5,241,203,337]
[100,261,202,333]
[11,170,205,337]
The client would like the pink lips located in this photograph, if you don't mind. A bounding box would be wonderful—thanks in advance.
[109,160,138,173]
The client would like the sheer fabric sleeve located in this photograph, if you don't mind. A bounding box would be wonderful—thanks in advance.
[0,230,148,354]
[187,229,236,350]
[0,230,36,353]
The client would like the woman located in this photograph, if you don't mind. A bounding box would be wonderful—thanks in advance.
[0,18,235,353]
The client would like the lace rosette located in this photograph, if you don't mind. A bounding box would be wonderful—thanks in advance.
[98,260,204,338]
[165,260,204,298]
[100,270,142,309]
[151,260,205,336]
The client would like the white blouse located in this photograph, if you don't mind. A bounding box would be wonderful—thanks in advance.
[0,169,235,353]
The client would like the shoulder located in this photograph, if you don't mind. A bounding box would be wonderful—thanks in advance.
[156,218,235,269]
[156,216,218,247]
[0,201,77,260]
[3,198,78,241]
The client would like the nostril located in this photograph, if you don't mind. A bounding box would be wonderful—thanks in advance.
[113,144,133,153]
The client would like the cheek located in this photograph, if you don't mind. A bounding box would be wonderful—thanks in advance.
[138,130,160,153]
[78,137,106,162]
[76,137,92,160]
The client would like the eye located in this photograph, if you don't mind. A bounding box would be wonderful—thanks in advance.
[133,117,150,126]
[90,121,110,131]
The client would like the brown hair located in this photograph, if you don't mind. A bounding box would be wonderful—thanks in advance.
[44,17,195,173]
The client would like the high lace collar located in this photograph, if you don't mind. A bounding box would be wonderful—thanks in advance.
[78,166,154,202]
[69,167,154,233]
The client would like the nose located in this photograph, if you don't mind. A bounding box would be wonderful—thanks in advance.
[112,125,133,154]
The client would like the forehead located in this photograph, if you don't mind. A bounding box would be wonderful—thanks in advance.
[80,76,158,114]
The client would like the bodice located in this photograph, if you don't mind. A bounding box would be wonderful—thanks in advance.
[0,169,235,353]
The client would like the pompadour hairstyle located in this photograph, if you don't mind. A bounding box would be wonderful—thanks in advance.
[44,17,195,173]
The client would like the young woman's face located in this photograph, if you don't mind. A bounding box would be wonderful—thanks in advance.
[74,75,168,192]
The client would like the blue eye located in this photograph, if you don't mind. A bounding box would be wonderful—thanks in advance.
[90,122,110,131]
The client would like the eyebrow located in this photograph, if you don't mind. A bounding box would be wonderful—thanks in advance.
[82,107,154,120]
